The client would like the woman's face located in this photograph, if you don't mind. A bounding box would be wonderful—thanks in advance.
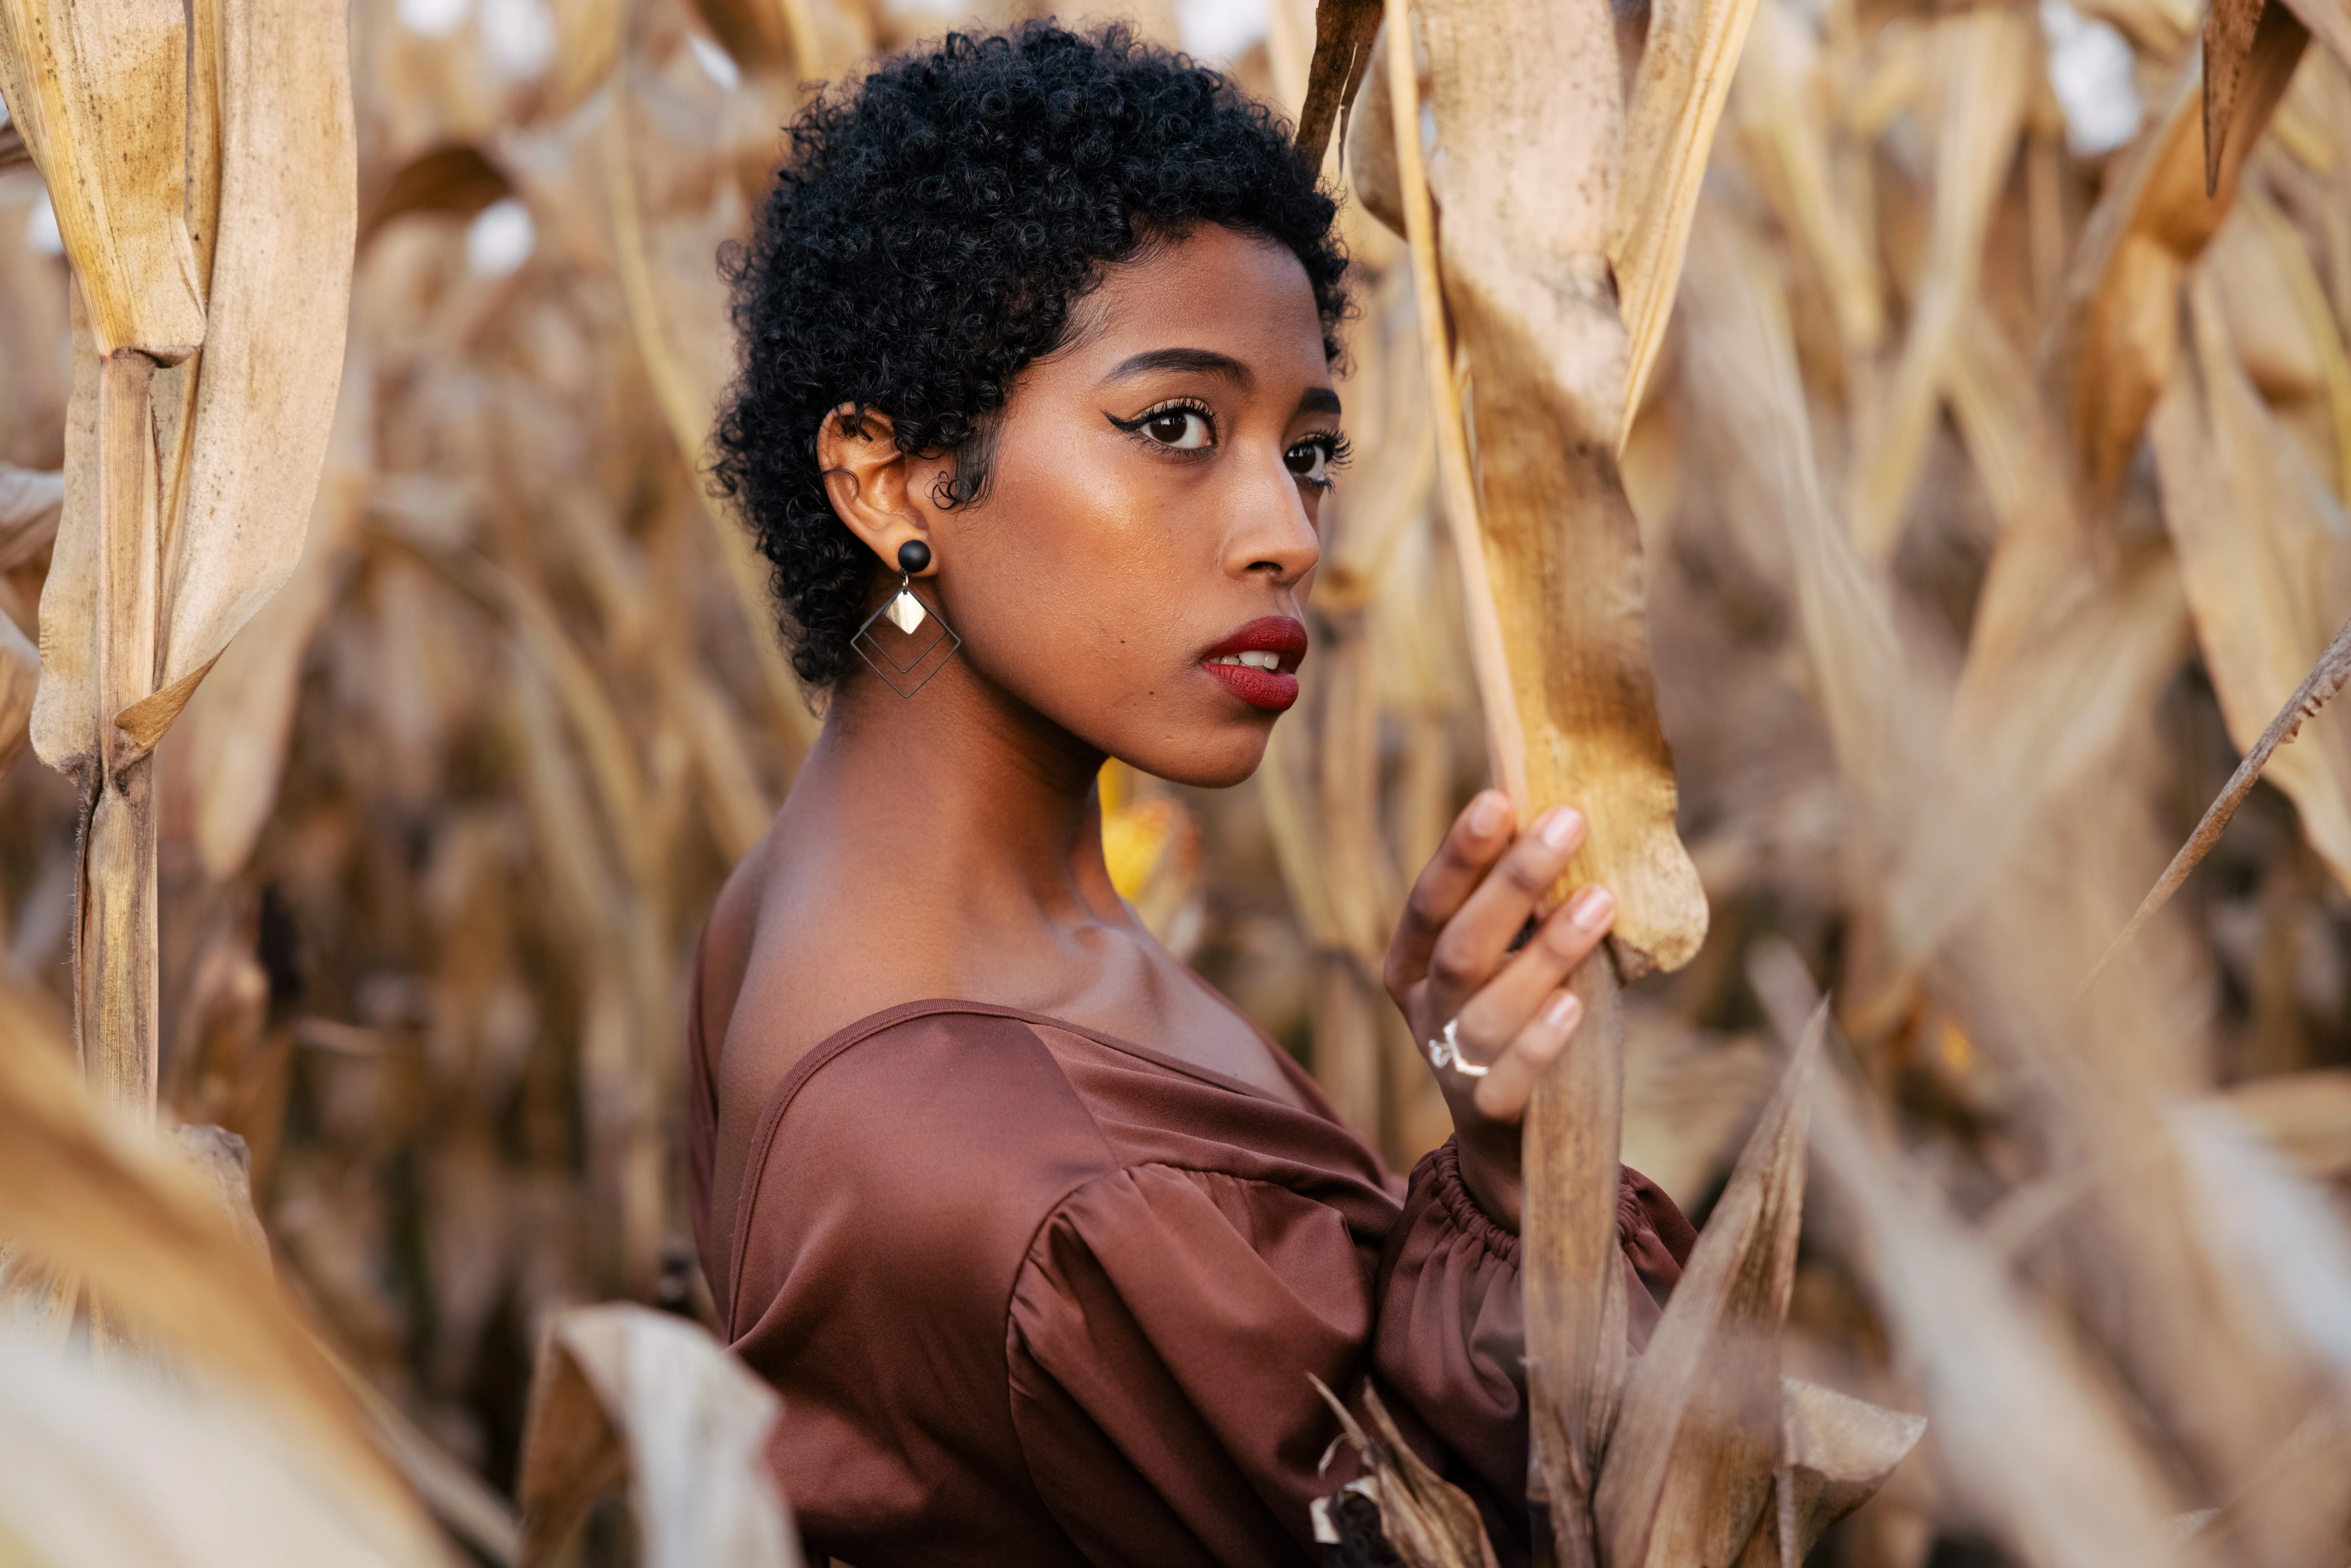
[909,224,1339,788]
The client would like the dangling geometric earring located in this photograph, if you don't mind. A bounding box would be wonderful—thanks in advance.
[852,539,961,697]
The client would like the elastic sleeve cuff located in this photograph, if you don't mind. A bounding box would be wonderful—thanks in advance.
[1416,1138,1520,1267]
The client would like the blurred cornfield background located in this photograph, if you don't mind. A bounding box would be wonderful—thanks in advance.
[4,0,2351,1559]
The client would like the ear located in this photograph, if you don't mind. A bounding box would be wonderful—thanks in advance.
[816,403,937,576]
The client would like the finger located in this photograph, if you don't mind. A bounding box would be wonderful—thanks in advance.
[1451,882,1615,1051]
[1385,791,1515,997]
[1471,988,1584,1124]
[1420,806,1589,1019]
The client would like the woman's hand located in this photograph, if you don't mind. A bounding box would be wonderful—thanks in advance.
[1383,790,1616,1231]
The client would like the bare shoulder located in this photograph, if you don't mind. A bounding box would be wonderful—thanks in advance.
[707,817,970,1138]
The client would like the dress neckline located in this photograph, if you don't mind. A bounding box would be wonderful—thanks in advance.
[723,997,1347,1331]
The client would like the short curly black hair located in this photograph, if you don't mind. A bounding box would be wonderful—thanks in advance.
[708,22,1350,689]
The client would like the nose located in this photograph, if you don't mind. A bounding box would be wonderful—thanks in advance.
[1222,452,1321,589]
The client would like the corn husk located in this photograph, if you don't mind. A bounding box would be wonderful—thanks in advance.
[517,1303,802,1568]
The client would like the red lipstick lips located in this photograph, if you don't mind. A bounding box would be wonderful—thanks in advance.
[1200,616,1308,712]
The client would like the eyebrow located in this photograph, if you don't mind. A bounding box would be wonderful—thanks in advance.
[1103,348,1343,419]
[1104,347,1255,386]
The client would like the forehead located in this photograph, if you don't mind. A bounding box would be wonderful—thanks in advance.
[1060,224,1331,387]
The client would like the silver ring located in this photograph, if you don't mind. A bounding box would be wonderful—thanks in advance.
[1426,1019,1490,1078]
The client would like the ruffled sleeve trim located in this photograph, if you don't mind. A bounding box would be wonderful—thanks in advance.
[1421,1139,1520,1265]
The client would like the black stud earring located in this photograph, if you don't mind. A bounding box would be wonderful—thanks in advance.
[853,539,959,697]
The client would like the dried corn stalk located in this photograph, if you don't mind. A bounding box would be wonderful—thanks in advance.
[1402,0,1709,979]
[0,0,354,1116]
[1330,0,1739,1551]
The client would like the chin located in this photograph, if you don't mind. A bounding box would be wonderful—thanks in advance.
[1116,720,1276,790]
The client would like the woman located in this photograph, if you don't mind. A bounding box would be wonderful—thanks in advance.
[691,24,1694,1566]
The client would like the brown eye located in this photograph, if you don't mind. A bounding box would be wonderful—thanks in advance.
[1285,439,1330,485]
[1139,407,1212,449]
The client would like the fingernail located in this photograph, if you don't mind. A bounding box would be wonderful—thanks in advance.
[1469,792,1509,837]
[1538,806,1584,850]
[1569,883,1615,929]
[1544,992,1581,1031]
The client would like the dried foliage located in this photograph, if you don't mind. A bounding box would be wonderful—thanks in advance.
[4,0,2351,1564]
[518,1302,801,1567]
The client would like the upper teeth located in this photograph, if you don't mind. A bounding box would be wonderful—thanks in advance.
[1212,650,1282,670]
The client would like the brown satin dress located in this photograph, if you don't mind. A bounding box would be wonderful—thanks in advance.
[688,967,1695,1568]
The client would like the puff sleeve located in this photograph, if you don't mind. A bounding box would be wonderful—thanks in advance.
[1004,1140,1692,1568]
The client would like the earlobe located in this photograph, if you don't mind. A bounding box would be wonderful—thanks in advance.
[816,401,934,574]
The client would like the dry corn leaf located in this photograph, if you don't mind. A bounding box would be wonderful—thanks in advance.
[2148,271,2351,893]
[2244,185,2351,500]
[517,1302,802,1568]
[24,0,354,757]
[0,0,204,359]
[601,43,816,753]
[2054,6,2307,494]
[1310,1375,1501,1568]
[1675,198,1914,794]
[2073,0,2196,56]
[1943,307,2089,692]
[1848,7,2032,562]
[1610,0,1764,451]
[1345,25,1405,236]
[1593,996,1822,1568]
[2275,0,2351,74]
[1731,1379,1929,1567]
[0,461,61,564]
[1294,0,1382,171]
[547,0,624,117]
[0,1325,450,1568]
[165,1115,519,1561]
[1793,1015,2188,1568]
[170,338,366,881]
[123,0,354,755]
[1893,551,2187,971]
[2206,0,2273,194]
[1620,1017,1779,1206]
[2088,608,2351,982]
[360,144,514,250]
[0,605,37,779]
[0,971,439,1554]
[2215,1068,2351,1177]
[2171,1102,2351,1383]
[1726,0,1883,359]
[2193,196,2328,407]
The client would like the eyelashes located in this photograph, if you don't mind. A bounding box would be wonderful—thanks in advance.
[1285,431,1349,490]
[1107,400,1351,491]
[1107,398,1216,451]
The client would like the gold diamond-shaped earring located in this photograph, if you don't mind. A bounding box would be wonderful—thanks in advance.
[853,539,959,697]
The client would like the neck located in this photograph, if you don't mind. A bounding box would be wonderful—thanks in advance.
[785,659,1119,926]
